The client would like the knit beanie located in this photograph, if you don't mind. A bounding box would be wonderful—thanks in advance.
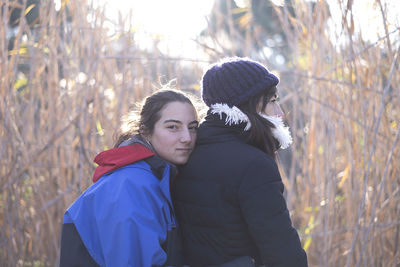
[201,57,279,107]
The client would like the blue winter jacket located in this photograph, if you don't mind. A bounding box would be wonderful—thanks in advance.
[60,141,182,267]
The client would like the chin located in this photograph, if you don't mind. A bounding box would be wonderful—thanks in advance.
[172,157,189,165]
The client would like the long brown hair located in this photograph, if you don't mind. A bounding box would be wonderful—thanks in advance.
[239,86,279,160]
[114,89,195,148]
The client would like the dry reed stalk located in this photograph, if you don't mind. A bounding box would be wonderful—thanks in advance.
[274,1,399,266]
[0,0,204,265]
[1,0,399,266]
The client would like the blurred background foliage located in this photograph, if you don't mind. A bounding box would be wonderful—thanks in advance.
[0,0,399,266]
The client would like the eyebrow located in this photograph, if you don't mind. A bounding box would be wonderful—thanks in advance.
[163,119,199,125]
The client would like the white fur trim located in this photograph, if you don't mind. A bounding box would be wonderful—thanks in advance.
[209,104,293,149]
[258,113,293,149]
[210,103,251,131]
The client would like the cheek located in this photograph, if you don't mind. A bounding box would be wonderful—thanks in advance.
[152,131,179,151]
[191,131,197,142]
[265,103,283,117]
[264,104,274,116]
[148,129,163,146]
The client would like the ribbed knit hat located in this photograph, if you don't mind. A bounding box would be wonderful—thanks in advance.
[201,57,279,107]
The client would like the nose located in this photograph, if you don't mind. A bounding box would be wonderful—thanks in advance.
[180,128,192,143]
[265,102,284,118]
[274,103,284,119]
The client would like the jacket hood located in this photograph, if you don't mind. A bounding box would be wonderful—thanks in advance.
[92,135,155,182]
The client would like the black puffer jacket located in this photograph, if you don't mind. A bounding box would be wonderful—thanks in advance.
[172,114,308,267]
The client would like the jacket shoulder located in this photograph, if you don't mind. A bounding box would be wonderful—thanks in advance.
[97,161,158,187]
[63,160,172,266]
[204,139,277,172]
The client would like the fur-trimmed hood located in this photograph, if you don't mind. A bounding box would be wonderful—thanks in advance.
[209,103,293,149]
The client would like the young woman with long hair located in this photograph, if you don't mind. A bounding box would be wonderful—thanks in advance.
[60,88,198,267]
[173,57,308,267]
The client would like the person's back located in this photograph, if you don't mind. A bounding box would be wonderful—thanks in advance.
[174,115,306,266]
[173,57,308,267]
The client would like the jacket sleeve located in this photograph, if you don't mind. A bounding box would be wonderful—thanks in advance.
[60,223,100,267]
[69,167,170,267]
[238,157,308,267]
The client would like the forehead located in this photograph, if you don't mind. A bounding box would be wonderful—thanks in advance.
[158,101,197,122]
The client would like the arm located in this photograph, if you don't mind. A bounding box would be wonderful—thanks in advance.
[103,171,167,266]
[238,157,308,267]
[92,168,169,267]
[60,223,100,267]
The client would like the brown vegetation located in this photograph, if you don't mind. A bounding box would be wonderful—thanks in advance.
[0,0,398,266]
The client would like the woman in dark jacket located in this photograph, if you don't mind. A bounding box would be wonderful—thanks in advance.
[173,57,308,267]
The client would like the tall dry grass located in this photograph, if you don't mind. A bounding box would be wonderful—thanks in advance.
[201,2,399,265]
[0,0,399,266]
[0,0,204,265]
[277,2,399,266]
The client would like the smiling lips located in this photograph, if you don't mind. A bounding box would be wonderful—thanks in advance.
[176,148,192,153]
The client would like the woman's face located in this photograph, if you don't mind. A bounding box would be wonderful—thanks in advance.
[260,93,284,118]
[147,101,198,165]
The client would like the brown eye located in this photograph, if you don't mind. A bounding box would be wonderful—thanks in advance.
[271,94,279,102]
[189,125,198,132]
[167,125,178,130]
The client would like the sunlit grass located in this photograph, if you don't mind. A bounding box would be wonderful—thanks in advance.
[0,0,399,266]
